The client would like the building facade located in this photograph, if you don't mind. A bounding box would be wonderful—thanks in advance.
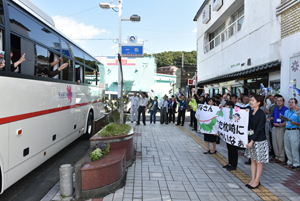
[157,66,179,75]
[96,56,177,99]
[278,0,300,101]
[194,0,282,97]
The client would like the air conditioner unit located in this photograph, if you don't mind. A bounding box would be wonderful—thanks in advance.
[202,5,211,24]
[213,0,223,11]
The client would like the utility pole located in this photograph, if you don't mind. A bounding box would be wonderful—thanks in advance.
[182,52,184,95]
[182,52,184,68]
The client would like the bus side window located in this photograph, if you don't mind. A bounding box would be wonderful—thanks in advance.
[0,0,5,25]
[62,57,73,81]
[75,63,83,84]
[0,29,4,71]
[49,51,61,79]
[84,67,94,85]
[35,45,49,77]
[11,34,35,75]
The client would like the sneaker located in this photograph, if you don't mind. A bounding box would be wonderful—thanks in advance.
[283,163,292,167]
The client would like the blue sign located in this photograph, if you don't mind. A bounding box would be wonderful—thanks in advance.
[121,45,143,57]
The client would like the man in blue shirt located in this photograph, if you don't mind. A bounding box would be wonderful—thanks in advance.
[283,98,300,169]
[267,96,288,163]
[176,95,187,126]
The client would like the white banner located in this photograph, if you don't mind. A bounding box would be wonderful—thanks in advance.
[195,104,249,148]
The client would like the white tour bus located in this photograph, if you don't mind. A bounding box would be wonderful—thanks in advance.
[0,0,106,194]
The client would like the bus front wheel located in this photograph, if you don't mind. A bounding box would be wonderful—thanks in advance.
[84,111,93,140]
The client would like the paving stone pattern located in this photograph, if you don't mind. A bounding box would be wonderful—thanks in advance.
[98,122,299,201]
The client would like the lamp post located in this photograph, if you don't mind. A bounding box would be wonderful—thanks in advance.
[195,69,198,94]
[99,1,141,98]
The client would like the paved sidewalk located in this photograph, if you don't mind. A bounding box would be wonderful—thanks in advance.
[90,122,299,201]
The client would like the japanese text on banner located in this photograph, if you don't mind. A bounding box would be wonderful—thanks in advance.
[195,104,249,148]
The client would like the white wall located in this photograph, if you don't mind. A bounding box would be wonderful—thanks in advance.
[154,74,176,100]
[269,71,280,83]
[281,31,300,104]
[196,0,281,83]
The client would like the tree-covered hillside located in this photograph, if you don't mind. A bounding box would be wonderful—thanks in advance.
[144,51,197,68]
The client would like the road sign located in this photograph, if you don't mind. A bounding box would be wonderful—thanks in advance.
[121,45,143,57]
[128,36,138,43]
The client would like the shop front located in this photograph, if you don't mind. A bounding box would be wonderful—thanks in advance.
[198,60,281,96]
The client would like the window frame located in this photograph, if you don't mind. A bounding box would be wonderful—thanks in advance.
[84,65,97,86]
[1,1,101,85]
[8,3,60,53]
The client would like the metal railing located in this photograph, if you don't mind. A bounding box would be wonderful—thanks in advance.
[204,15,245,53]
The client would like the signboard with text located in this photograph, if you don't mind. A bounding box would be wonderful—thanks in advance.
[195,105,249,148]
[121,45,143,57]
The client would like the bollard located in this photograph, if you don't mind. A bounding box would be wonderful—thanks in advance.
[60,164,73,196]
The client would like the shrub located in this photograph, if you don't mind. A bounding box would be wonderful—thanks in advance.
[90,141,111,161]
[90,148,103,161]
[98,123,131,137]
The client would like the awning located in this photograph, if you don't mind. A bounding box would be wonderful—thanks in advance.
[197,60,281,86]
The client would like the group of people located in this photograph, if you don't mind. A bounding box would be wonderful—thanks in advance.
[128,91,188,126]
[192,90,300,189]
[129,89,300,189]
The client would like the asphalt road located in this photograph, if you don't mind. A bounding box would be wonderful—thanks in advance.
[0,136,90,201]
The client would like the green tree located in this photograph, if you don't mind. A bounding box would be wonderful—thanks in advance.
[144,51,197,68]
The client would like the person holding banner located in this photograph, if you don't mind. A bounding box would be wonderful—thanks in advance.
[221,101,239,171]
[204,98,218,154]
[245,95,269,189]
[194,94,204,131]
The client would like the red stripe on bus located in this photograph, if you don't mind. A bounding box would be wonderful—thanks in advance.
[0,100,102,125]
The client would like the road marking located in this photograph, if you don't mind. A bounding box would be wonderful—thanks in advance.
[179,126,281,201]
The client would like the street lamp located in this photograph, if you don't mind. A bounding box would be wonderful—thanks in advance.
[195,69,198,94]
[99,0,141,98]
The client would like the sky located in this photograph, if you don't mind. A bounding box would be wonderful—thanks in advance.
[31,0,204,57]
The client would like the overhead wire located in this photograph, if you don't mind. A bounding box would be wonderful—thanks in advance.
[55,6,99,19]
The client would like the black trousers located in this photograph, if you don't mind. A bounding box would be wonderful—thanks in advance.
[227,143,239,167]
[177,109,186,126]
[168,108,175,123]
[194,113,198,130]
[138,106,146,124]
[190,110,195,126]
